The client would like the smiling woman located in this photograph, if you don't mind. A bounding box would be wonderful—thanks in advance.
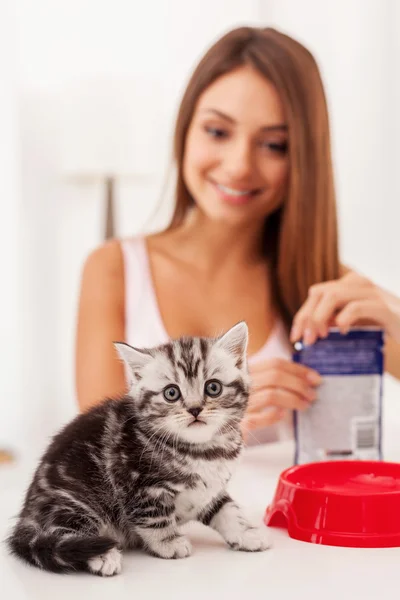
[182,70,289,222]
[75,26,400,445]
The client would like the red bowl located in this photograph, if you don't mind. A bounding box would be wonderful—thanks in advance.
[265,460,400,547]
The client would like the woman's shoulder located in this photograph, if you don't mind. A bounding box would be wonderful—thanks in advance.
[80,230,180,290]
[81,234,160,284]
[81,238,125,286]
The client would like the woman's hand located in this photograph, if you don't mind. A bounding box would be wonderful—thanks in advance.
[241,358,322,441]
[290,271,400,346]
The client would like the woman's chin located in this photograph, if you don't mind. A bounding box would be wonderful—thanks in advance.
[203,206,263,227]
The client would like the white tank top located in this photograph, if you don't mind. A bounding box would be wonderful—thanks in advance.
[120,237,293,443]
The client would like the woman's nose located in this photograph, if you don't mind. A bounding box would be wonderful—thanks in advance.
[223,140,254,181]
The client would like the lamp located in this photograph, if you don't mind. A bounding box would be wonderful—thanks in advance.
[59,76,161,239]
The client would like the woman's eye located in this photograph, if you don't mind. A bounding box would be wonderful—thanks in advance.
[205,380,223,398]
[163,385,181,402]
[260,141,288,154]
[204,126,228,139]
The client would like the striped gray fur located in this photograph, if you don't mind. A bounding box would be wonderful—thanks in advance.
[6,322,271,577]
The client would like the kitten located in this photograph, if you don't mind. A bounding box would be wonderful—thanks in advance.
[6,322,271,576]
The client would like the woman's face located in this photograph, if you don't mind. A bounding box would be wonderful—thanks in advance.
[183,65,289,227]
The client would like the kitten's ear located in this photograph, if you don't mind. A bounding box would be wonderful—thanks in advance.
[114,342,152,372]
[215,321,248,360]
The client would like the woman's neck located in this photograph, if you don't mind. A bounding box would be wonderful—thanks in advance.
[163,209,267,275]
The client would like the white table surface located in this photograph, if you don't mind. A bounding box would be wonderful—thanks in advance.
[1,437,400,600]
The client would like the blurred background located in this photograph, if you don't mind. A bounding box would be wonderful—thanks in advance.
[1,0,399,462]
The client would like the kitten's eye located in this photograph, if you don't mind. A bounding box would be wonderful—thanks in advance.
[163,385,181,402]
[205,379,222,398]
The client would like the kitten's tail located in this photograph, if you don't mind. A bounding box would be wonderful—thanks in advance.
[7,523,117,573]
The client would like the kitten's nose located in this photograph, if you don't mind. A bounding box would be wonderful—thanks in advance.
[187,407,203,418]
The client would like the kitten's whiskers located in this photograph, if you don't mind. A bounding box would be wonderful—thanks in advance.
[138,423,169,469]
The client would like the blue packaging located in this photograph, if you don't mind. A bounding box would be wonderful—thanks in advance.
[293,328,384,465]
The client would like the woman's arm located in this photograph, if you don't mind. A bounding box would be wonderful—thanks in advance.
[75,239,127,412]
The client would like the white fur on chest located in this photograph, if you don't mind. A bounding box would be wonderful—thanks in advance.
[175,459,234,524]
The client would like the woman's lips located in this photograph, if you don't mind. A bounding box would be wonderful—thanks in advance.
[210,180,262,205]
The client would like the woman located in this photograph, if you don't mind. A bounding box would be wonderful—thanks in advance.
[75,26,400,443]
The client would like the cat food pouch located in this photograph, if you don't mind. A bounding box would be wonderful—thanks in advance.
[293,327,384,465]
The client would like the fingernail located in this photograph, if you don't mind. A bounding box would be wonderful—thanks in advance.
[303,328,315,345]
[305,388,317,401]
[307,371,322,385]
[290,324,301,342]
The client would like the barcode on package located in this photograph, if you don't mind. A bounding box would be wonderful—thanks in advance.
[352,419,378,451]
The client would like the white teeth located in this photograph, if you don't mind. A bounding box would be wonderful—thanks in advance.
[217,183,253,196]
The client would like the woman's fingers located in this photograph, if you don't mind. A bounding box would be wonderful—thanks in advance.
[242,407,287,434]
[247,357,321,425]
[249,359,321,408]
[245,359,322,434]
[335,300,387,333]
[248,378,316,413]
[248,387,312,413]
[250,357,322,385]
[290,274,377,345]
[289,285,325,344]
[310,293,346,339]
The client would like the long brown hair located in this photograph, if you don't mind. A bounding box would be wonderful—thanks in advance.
[169,26,340,328]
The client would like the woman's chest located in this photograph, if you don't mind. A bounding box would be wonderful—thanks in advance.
[150,257,276,355]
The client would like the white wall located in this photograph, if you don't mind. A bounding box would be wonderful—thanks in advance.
[3,0,400,455]
[0,3,22,453]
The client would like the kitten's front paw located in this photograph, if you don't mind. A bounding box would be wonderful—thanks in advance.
[227,526,272,552]
[150,534,192,559]
[88,547,122,576]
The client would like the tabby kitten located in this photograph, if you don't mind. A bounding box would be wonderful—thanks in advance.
[7,322,270,576]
